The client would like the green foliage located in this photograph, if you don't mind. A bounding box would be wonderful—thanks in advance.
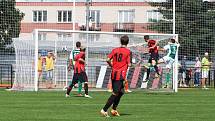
[150,0,215,59]
[0,0,24,52]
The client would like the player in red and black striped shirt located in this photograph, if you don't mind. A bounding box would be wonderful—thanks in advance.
[144,35,160,80]
[101,35,131,117]
[66,47,91,98]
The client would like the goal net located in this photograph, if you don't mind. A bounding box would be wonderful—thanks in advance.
[12,29,178,92]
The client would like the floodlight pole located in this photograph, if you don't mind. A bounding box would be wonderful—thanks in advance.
[173,0,176,34]
[85,0,91,75]
[70,0,76,50]
[173,0,178,92]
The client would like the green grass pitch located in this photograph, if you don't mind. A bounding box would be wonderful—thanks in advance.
[0,89,215,121]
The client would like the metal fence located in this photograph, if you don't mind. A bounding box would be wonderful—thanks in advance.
[0,64,14,88]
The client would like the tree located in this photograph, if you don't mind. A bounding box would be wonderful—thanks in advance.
[149,0,215,60]
[0,0,24,53]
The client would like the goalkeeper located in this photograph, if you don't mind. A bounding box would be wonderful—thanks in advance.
[158,38,180,88]
[68,41,83,96]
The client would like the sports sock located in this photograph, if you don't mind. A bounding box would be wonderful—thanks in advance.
[125,81,129,91]
[66,82,75,95]
[84,83,88,95]
[103,94,116,112]
[66,86,72,95]
[112,92,124,110]
[146,68,150,80]
[78,81,82,94]
[165,73,170,85]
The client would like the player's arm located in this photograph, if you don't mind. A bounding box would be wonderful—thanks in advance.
[106,58,113,67]
[127,51,132,67]
[107,50,114,67]
[136,45,148,53]
[78,58,85,63]
[75,53,85,64]
[149,40,158,49]
[68,52,74,71]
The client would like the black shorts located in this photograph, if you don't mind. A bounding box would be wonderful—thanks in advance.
[72,72,88,84]
[112,80,125,94]
[148,52,159,63]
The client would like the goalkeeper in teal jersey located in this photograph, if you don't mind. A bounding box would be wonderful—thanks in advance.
[68,41,83,96]
[158,38,180,88]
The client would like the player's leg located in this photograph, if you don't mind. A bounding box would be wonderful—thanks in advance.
[152,53,160,76]
[124,79,131,93]
[81,72,91,98]
[77,81,82,95]
[164,58,173,88]
[146,58,152,80]
[111,80,125,116]
[165,67,171,88]
[66,73,78,97]
[101,80,118,117]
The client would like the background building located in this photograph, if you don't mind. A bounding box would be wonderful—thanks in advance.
[16,0,165,40]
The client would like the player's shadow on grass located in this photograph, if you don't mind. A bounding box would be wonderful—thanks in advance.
[119,113,132,116]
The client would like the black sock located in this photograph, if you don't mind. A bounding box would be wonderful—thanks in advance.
[146,68,150,80]
[113,92,124,110]
[66,86,73,95]
[103,94,116,112]
[66,82,75,95]
[154,65,160,75]
[84,83,88,95]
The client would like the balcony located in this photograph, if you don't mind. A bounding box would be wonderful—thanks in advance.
[79,23,101,31]
[113,23,135,32]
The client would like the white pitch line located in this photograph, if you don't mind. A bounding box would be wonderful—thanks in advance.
[60,103,215,106]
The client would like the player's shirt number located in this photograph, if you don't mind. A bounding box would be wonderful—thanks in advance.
[114,53,123,62]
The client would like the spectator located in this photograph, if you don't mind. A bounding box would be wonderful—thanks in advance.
[194,57,201,87]
[201,52,211,89]
[38,54,43,81]
[185,68,192,87]
[181,56,187,87]
[45,51,55,89]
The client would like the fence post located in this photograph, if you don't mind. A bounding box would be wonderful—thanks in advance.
[214,69,215,89]
[208,70,211,86]
[11,65,13,88]
[0,65,2,85]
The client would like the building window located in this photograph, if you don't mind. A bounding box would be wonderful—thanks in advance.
[58,33,71,41]
[38,33,46,41]
[58,10,72,23]
[147,10,161,23]
[90,10,100,28]
[118,9,135,23]
[33,10,47,22]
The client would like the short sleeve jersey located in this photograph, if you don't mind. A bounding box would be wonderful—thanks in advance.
[163,43,179,59]
[74,52,85,73]
[69,49,81,65]
[148,39,158,53]
[108,47,131,81]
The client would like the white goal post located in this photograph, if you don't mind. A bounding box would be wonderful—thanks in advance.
[12,29,179,92]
